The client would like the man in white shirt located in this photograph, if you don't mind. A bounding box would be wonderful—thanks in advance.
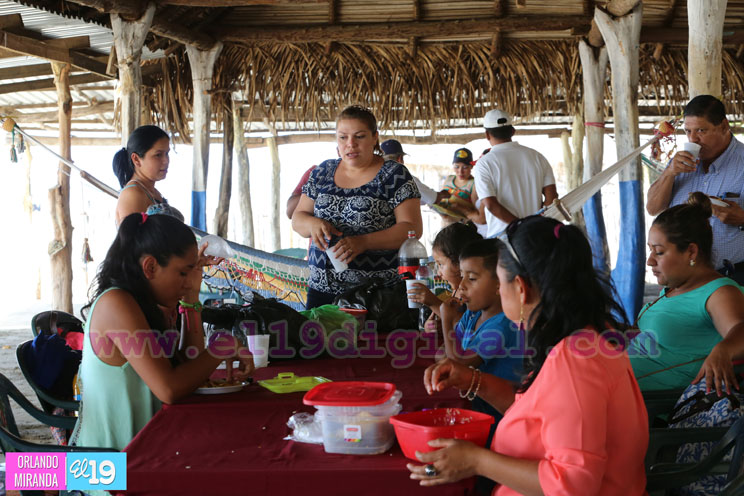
[473,110,558,237]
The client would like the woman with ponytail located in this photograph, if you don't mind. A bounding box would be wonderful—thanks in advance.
[409,216,648,495]
[114,125,183,225]
[72,213,253,451]
[630,191,744,394]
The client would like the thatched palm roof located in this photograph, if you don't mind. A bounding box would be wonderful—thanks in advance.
[8,0,744,139]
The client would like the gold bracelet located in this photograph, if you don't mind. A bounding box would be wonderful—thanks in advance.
[467,369,482,401]
[459,366,477,399]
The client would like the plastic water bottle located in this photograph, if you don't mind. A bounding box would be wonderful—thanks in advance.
[398,231,427,280]
[416,259,433,331]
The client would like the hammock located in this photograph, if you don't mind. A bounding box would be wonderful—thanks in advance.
[542,120,676,222]
[193,228,310,311]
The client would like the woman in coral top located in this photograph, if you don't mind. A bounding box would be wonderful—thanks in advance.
[409,215,648,495]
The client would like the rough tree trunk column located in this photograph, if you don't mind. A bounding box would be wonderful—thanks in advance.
[266,122,282,252]
[596,3,645,320]
[213,103,233,237]
[688,0,728,98]
[579,40,611,275]
[111,3,156,144]
[560,115,586,230]
[234,99,254,246]
[50,62,73,313]
[186,43,223,230]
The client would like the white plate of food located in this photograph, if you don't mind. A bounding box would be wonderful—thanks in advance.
[709,196,729,208]
[195,379,250,395]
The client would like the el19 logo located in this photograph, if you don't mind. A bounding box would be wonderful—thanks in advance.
[66,453,126,491]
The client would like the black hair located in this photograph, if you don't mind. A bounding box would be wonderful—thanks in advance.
[684,95,727,126]
[112,125,169,188]
[652,191,713,265]
[82,213,196,333]
[497,216,628,393]
[432,223,483,265]
[336,105,382,156]
[459,238,500,276]
[485,125,515,141]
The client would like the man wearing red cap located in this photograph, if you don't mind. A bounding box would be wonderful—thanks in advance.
[473,109,558,237]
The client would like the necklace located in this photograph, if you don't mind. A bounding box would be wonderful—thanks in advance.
[633,286,674,328]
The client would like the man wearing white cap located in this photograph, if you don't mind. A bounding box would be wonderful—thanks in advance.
[473,109,558,237]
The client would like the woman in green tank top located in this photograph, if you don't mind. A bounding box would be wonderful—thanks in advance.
[72,213,253,451]
[630,192,744,395]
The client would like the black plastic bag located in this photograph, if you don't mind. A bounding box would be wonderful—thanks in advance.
[201,294,312,360]
[333,277,417,333]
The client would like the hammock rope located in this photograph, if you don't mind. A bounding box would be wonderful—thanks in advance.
[542,120,677,222]
[1,117,120,199]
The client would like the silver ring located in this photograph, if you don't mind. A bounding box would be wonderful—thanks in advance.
[424,464,438,477]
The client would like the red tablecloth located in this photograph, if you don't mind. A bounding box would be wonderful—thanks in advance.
[119,356,475,496]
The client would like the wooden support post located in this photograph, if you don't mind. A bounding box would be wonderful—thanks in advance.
[490,31,502,58]
[595,3,644,319]
[111,3,155,144]
[687,0,727,98]
[579,40,610,274]
[234,96,254,246]
[186,42,222,231]
[49,62,73,313]
[328,0,337,24]
[214,103,233,237]
[265,119,282,252]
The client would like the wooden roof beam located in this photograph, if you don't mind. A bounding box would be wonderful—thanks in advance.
[64,0,217,50]
[161,0,327,5]
[0,73,108,94]
[641,27,744,44]
[12,101,114,123]
[0,28,110,77]
[219,15,592,43]
[0,62,51,80]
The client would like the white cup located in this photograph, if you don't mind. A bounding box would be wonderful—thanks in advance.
[247,334,270,368]
[683,142,701,160]
[406,279,426,309]
[326,245,348,272]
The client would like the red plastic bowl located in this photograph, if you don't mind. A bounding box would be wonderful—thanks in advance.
[389,408,495,461]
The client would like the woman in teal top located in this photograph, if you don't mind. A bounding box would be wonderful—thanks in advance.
[71,213,254,451]
[630,192,744,394]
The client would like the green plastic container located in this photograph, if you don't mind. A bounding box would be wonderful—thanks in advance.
[258,372,331,393]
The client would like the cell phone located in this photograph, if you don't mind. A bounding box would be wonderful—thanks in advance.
[724,192,741,199]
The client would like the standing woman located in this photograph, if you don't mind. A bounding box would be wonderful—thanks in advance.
[410,216,648,495]
[292,105,423,309]
[114,125,184,225]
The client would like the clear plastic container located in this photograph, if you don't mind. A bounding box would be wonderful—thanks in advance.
[313,390,403,455]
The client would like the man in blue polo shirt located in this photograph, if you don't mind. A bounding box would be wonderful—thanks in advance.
[647,95,744,283]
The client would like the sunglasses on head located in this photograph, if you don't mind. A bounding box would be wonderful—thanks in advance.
[496,219,524,268]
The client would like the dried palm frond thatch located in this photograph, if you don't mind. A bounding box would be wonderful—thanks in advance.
[144,40,744,141]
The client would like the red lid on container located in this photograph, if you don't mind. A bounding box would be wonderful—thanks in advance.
[303,381,396,407]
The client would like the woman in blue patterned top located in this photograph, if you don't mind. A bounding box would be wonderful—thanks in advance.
[292,106,422,309]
